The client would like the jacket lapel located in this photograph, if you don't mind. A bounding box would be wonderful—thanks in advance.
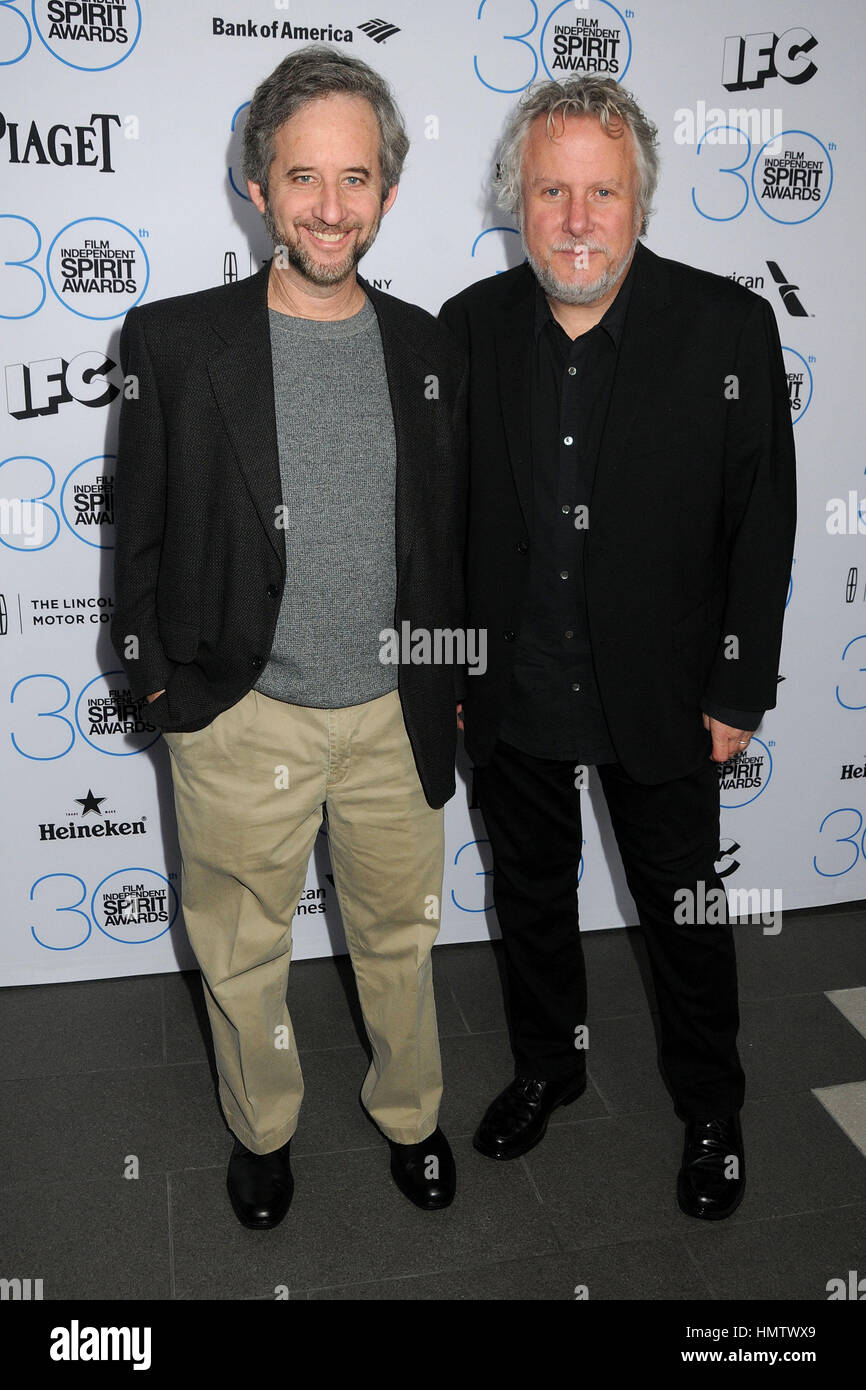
[592,242,673,507]
[493,266,536,532]
[362,278,426,577]
[204,267,438,582]
[205,263,285,568]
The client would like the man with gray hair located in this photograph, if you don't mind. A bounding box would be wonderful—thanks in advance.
[441,77,795,1220]
[112,46,465,1228]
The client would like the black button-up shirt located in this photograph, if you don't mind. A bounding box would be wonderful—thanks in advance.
[499,260,636,763]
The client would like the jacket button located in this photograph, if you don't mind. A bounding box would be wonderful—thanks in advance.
[516,540,528,554]
[251,655,262,668]
[266,583,279,598]
[503,631,515,643]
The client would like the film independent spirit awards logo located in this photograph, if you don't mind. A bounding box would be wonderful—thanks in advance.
[539,1,631,79]
[47,217,149,320]
[473,0,632,91]
[718,738,774,810]
[751,130,833,225]
[2,2,142,69]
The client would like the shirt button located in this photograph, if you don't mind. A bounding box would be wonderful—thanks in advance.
[503,630,516,642]
[563,435,574,446]
[565,630,574,640]
[571,683,581,692]
[568,366,577,376]
[561,504,571,515]
[560,570,569,579]
[516,540,528,554]
[266,583,279,598]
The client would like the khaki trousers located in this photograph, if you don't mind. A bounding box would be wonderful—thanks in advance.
[162,687,444,1153]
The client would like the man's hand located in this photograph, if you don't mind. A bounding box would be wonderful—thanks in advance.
[703,713,753,763]
[456,702,464,731]
[146,689,165,704]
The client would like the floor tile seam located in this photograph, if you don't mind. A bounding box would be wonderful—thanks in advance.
[539,1201,866,1254]
[0,1058,220,1082]
[549,1083,866,1122]
[243,1244,569,1300]
[739,987,866,1005]
[678,1234,722,1299]
[442,977,475,1036]
[166,1172,176,1300]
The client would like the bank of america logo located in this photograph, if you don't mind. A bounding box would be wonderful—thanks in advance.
[359,17,400,43]
[767,261,809,317]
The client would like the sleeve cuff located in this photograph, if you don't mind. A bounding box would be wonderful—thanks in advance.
[701,700,764,731]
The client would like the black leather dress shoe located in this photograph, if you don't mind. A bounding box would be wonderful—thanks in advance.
[677,1114,745,1220]
[474,1073,586,1161]
[226,1136,294,1230]
[389,1126,456,1210]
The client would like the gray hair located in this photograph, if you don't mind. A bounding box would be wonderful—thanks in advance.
[242,44,409,202]
[496,76,660,234]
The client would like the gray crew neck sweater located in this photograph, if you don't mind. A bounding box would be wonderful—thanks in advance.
[255,296,398,708]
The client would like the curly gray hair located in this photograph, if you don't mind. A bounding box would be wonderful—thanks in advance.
[496,76,660,234]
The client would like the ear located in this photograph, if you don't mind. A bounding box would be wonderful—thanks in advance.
[381,183,399,217]
[247,180,267,215]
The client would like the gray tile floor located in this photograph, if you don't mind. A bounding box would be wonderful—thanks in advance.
[1,904,864,1301]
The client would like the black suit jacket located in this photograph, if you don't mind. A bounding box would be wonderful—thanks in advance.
[111,264,467,809]
[439,241,796,784]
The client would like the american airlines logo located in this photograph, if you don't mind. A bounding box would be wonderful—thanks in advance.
[359,18,400,43]
[766,261,809,317]
[727,262,810,317]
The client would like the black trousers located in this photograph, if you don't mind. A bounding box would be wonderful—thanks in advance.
[473,741,745,1121]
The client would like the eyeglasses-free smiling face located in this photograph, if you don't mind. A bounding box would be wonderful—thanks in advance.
[248,92,397,292]
[520,111,642,308]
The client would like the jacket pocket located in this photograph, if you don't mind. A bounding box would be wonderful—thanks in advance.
[157,613,199,663]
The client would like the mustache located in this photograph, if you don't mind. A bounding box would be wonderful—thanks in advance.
[297,220,363,234]
[550,239,609,255]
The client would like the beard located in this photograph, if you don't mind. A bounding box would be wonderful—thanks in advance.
[523,218,641,306]
[263,200,381,288]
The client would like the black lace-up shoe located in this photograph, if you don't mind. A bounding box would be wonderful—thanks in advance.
[474,1073,586,1160]
[388,1126,456,1209]
[226,1136,294,1229]
[677,1114,745,1220]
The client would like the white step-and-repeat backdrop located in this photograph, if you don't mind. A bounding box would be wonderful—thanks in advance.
[1,0,863,985]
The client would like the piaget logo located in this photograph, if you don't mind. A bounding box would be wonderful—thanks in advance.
[0,111,120,169]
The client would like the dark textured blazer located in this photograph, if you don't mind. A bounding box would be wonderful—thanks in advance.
[439,241,796,785]
[111,264,467,809]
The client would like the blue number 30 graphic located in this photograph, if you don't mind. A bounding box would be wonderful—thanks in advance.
[813,808,866,878]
